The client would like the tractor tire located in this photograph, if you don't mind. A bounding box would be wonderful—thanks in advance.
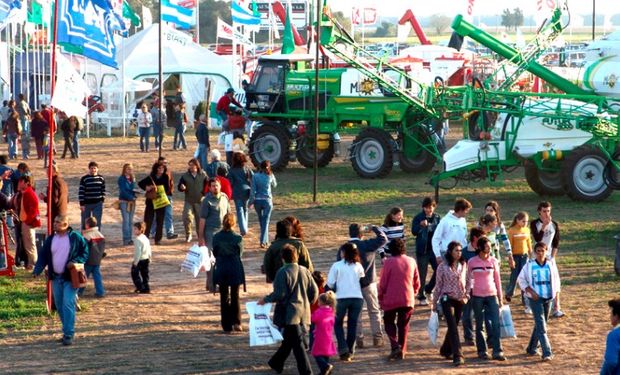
[524,162,565,196]
[296,136,334,168]
[398,148,436,173]
[561,145,613,202]
[351,128,394,178]
[249,124,290,171]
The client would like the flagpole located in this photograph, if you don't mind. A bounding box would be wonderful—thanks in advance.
[312,0,320,203]
[195,0,199,43]
[158,18,163,158]
[48,0,60,236]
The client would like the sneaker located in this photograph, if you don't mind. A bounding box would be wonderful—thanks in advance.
[418,299,429,306]
[356,337,364,349]
[454,357,465,367]
[186,234,192,243]
[526,349,540,356]
[62,336,73,346]
[167,233,179,240]
[233,324,243,332]
[339,353,352,362]
[478,352,490,360]
[323,364,334,375]
[524,307,533,315]
[543,355,554,361]
[388,348,402,361]
[492,353,507,361]
[552,310,565,318]
[373,337,384,347]
[505,295,512,303]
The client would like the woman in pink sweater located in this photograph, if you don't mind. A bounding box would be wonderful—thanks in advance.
[466,236,506,361]
[378,239,420,360]
[311,291,337,375]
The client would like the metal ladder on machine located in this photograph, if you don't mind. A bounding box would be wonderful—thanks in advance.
[320,11,437,120]
[485,1,568,91]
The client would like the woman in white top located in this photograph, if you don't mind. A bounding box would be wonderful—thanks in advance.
[327,243,364,362]
[136,103,153,152]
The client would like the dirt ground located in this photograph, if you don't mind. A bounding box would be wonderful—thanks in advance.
[0,133,614,375]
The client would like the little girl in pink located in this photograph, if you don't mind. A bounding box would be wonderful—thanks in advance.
[311,291,337,375]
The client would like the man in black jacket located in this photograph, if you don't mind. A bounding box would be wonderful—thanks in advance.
[342,224,387,348]
[411,197,441,306]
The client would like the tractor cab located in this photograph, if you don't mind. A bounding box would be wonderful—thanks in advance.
[245,54,314,113]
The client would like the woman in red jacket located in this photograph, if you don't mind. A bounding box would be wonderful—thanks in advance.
[378,238,420,360]
[16,175,41,269]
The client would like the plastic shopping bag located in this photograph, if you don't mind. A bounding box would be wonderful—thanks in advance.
[151,185,171,210]
[180,244,213,277]
[500,305,517,338]
[246,301,283,347]
[427,311,439,346]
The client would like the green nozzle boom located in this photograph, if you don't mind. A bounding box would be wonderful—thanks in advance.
[451,14,592,96]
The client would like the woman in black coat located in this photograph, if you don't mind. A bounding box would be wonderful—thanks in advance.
[212,212,245,333]
[138,162,171,245]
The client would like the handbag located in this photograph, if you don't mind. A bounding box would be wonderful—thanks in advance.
[152,185,170,209]
[145,176,158,200]
[68,263,87,289]
[112,200,121,210]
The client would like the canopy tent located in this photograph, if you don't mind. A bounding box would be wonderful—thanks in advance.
[101,78,153,92]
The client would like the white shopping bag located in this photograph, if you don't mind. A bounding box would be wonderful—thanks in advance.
[246,301,283,347]
[427,311,439,346]
[217,131,226,145]
[180,244,213,277]
[500,305,517,338]
[224,133,234,152]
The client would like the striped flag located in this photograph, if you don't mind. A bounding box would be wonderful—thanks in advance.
[231,0,260,25]
[161,0,195,29]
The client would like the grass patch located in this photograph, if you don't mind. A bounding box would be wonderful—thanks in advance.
[0,274,48,334]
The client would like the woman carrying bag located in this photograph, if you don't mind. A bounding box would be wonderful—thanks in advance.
[138,162,171,245]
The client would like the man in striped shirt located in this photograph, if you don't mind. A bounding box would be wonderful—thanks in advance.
[78,162,105,230]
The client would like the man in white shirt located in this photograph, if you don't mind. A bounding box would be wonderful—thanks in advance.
[431,198,472,264]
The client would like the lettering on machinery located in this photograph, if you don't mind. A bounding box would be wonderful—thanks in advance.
[541,117,574,130]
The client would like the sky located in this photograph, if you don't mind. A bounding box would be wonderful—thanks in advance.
[330,0,615,18]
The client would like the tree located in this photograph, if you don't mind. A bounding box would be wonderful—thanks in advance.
[512,7,524,30]
[428,14,452,35]
[332,11,351,34]
[501,8,514,30]
[501,7,524,31]
[373,21,396,38]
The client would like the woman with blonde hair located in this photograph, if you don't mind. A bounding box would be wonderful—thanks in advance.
[118,163,137,245]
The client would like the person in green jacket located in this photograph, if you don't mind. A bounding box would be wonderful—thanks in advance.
[178,158,208,243]
[263,219,313,283]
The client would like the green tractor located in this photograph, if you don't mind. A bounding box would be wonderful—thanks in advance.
[243,54,443,178]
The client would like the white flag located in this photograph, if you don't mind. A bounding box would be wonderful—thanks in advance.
[51,53,90,118]
[217,17,234,40]
[142,6,152,28]
[270,7,279,39]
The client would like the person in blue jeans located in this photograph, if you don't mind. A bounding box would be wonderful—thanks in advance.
[327,242,365,361]
[78,161,105,230]
[195,114,210,170]
[33,215,89,346]
[118,163,137,245]
[5,111,20,159]
[150,156,178,239]
[79,217,106,297]
[228,152,253,236]
[150,103,165,150]
[137,103,152,152]
[461,227,484,345]
[517,242,561,361]
[173,104,188,150]
[250,160,276,248]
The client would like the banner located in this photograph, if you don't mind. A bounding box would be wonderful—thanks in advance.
[161,0,194,29]
[51,53,90,117]
[57,0,125,68]
[122,0,140,27]
[231,0,260,25]
[351,7,377,26]
[141,5,152,28]
[217,17,252,45]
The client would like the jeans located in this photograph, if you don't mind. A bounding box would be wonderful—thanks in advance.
[7,133,18,159]
[416,250,438,299]
[234,198,249,236]
[139,127,151,151]
[472,295,503,356]
[173,124,187,149]
[254,199,272,246]
[52,275,78,339]
[79,264,105,297]
[526,297,553,357]
[506,254,529,299]
[120,201,136,244]
[73,131,80,157]
[383,306,413,353]
[131,259,150,292]
[356,282,383,340]
[153,197,175,236]
[219,284,241,331]
[334,297,363,356]
[152,124,162,148]
[314,355,330,374]
[81,202,103,230]
[440,298,464,361]
[20,131,30,158]
[268,324,312,375]
[197,143,209,170]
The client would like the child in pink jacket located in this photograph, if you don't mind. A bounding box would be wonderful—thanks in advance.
[312,291,337,375]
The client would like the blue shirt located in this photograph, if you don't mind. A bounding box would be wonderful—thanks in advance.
[250,172,276,202]
[117,175,137,201]
[531,260,552,299]
[0,165,14,196]
[601,325,620,375]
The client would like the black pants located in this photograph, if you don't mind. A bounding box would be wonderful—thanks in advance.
[220,284,241,331]
[62,135,75,158]
[440,298,464,361]
[131,259,150,292]
[144,204,165,242]
[416,250,438,298]
[268,324,312,375]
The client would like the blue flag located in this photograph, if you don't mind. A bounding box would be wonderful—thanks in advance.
[56,0,125,68]
[231,0,260,25]
[0,0,22,23]
[161,0,194,29]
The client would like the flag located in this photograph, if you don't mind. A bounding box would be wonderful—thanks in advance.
[122,0,140,27]
[161,0,194,29]
[231,0,260,25]
[51,52,90,117]
[2,0,26,25]
[27,0,44,24]
[142,5,152,28]
[217,17,252,45]
[57,0,125,68]
[352,7,377,26]
[281,6,294,54]
[269,7,279,39]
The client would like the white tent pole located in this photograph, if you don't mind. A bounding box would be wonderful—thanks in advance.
[122,35,126,138]
[195,0,199,43]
